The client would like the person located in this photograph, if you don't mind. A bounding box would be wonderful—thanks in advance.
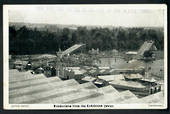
[151,87,155,94]
[26,61,32,70]
[51,67,56,76]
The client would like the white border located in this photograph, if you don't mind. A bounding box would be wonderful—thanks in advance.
[3,4,168,110]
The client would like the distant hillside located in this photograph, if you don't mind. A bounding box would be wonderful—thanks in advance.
[9,22,163,33]
[9,22,80,32]
[9,22,106,33]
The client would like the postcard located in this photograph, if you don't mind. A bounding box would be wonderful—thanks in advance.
[3,4,167,109]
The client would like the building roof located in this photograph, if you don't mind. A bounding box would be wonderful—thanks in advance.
[139,91,164,104]
[124,73,143,80]
[9,69,163,105]
[10,79,79,104]
[66,67,80,70]
[78,85,120,104]
[109,79,146,88]
[120,90,138,100]
[36,54,56,59]
[126,51,138,55]
[112,49,118,53]
[14,60,28,65]
[72,69,84,75]
[98,74,124,82]
[98,85,119,94]
[9,70,45,83]
[104,90,139,104]
[81,76,96,82]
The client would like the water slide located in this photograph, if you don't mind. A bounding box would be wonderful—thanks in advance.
[61,44,85,58]
[135,41,154,59]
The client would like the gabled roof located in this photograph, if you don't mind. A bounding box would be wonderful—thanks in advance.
[9,69,163,105]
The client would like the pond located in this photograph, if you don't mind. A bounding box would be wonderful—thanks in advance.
[98,57,129,68]
[98,57,164,79]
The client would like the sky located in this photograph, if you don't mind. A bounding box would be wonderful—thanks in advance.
[7,5,166,27]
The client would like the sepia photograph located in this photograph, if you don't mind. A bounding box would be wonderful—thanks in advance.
[3,4,167,109]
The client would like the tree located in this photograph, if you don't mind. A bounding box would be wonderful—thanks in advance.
[9,25,164,55]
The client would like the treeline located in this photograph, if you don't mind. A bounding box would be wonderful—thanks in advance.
[9,25,164,55]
